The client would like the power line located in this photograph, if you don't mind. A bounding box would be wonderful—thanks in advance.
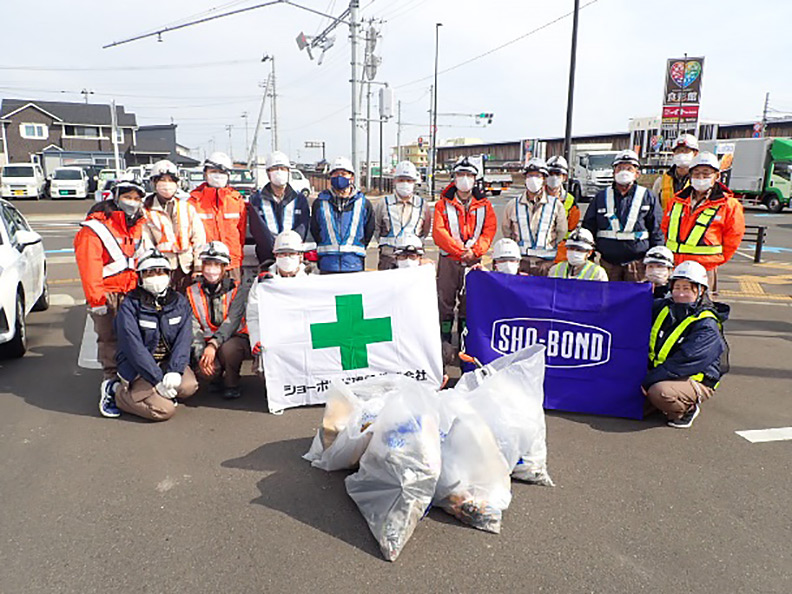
[0,59,260,72]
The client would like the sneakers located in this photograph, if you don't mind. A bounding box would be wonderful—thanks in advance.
[668,403,700,428]
[223,387,242,400]
[99,379,121,418]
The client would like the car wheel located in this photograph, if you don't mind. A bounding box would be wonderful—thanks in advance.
[301,188,310,197]
[32,272,50,312]
[1,292,27,358]
[764,194,783,213]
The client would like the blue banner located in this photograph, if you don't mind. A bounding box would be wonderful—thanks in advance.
[465,271,653,419]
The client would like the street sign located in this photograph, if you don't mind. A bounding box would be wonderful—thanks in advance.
[418,137,424,148]
[661,56,705,136]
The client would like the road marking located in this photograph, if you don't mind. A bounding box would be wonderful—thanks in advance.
[49,278,81,285]
[45,248,75,254]
[46,256,76,265]
[50,294,85,307]
[736,427,792,443]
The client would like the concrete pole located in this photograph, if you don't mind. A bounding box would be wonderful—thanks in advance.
[350,0,360,176]
[365,82,371,189]
[396,99,402,162]
[110,100,121,176]
[271,56,279,151]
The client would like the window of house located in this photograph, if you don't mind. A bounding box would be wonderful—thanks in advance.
[64,125,101,138]
[19,123,48,140]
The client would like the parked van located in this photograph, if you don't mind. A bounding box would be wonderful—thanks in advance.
[0,163,47,200]
[50,167,89,199]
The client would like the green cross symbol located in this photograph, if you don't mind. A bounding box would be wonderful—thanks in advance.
[310,294,393,371]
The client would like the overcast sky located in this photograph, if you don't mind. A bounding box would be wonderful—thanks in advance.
[2,0,792,165]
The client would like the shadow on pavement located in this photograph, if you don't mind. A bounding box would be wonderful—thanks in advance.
[222,437,381,559]
[727,318,792,339]
[728,365,792,380]
[549,409,667,433]
[183,375,270,413]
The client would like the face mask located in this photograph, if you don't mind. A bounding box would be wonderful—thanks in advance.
[525,176,544,194]
[142,274,170,296]
[397,258,420,269]
[118,198,141,216]
[276,254,301,274]
[673,152,694,168]
[455,176,474,193]
[202,263,223,284]
[207,172,229,188]
[495,261,519,275]
[646,268,670,285]
[691,177,714,192]
[269,170,289,187]
[395,181,415,198]
[567,251,588,266]
[614,170,636,185]
[156,181,178,200]
[546,175,563,189]
[331,175,352,191]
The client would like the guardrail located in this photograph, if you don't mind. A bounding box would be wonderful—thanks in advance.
[743,224,768,263]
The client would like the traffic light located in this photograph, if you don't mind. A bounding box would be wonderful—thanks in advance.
[476,112,494,124]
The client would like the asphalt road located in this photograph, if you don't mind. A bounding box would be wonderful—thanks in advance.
[1,197,791,594]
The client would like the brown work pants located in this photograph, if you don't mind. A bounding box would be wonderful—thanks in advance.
[646,379,714,421]
[601,258,646,282]
[116,367,199,422]
[89,292,125,380]
[378,248,396,271]
[437,255,474,323]
[519,256,554,276]
[196,335,252,388]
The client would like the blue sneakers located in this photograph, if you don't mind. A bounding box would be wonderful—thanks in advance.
[99,379,121,418]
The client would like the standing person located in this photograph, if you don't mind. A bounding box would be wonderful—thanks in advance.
[187,242,251,400]
[433,156,497,344]
[310,157,375,274]
[661,152,745,293]
[582,150,664,281]
[502,157,567,276]
[545,155,581,263]
[653,134,699,211]
[373,160,432,270]
[189,152,247,281]
[74,178,147,418]
[108,249,199,422]
[248,151,311,265]
[142,160,206,292]
[548,228,608,281]
[643,245,675,298]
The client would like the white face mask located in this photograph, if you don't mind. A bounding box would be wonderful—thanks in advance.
[525,176,544,194]
[567,250,588,267]
[614,170,636,185]
[394,181,415,198]
[207,172,229,188]
[276,254,301,274]
[155,181,178,200]
[142,274,170,296]
[546,175,563,189]
[673,152,695,169]
[202,263,224,284]
[397,257,420,269]
[646,267,670,286]
[269,170,289,187]
[495,261,520,275]
[455,176,474,193]
[691,177,714,192]
[118,198,141,216]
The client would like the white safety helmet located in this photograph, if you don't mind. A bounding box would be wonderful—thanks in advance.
[329,156,355,176]
[453,156,478,176]
[670,260,709,290]
[136,248,172,273]
[523,157,549,177]
[150,159,179,181]
[673,134,699,151]
[689,151,720,173]
[393,233,425,256]
[113,178,145,200]
[204,151,233,173]
[265,151,291,170]
[547,155,569,175]
[492,238,521,261]
[565,227,596,251]
[394,160,420,182]
[612,149,641,168]
[199,241,232,265]
[644,245,675,267]
[273,230,305,254]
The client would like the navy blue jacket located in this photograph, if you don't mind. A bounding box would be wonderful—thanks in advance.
[582,183,664,265]
[247,184,311,263]
[310,190,375,273]
[115,287,193,386]
[643,298,729,389]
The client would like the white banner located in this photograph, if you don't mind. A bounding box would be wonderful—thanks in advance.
[257,265,443,413]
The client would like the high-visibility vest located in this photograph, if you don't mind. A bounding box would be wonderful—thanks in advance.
[439,201,486,255]
[259,196,297,235]
[661,172,690,211]
[380,194,425,246]
[187,283,248,339]
[649,305,720,384]
[514,194,558,258]
[145,199,193,254]
[80,219,138,278]
[665,202,724,256]
[315,197,367,257]
[597,186,649,241]
[549,260,601,280]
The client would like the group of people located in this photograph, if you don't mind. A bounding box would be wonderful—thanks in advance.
[75,132,744,429]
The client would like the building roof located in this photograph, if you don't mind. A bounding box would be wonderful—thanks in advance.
[133,124,176,154]
[0,98,137,127]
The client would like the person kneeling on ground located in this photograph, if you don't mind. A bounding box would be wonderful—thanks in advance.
[103,249,199,421]
[548,228,608,281]
[469,237,523,274]
[187,241,252,400]
[643,245,675,298]
[391,234,433,269]
[643,260,729,428]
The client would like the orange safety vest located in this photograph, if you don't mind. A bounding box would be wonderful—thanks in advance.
[145,200,194,254]
[187,283,248,339]
[660,172,690,212]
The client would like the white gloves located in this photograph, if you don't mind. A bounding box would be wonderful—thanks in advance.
[89,304,108,316]
[162,372,182,390]
[155,381,178,400]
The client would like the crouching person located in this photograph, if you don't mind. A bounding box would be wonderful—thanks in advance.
[108,249,199,421]
[548,228,608,281]
[187,241,251,400]
[643,261,729,428]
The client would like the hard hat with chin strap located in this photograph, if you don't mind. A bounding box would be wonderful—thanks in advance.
[329,156,355,176]
[150,159,179,181]
[204,151,233,173]
[523,157,549,176]
[199,241,232,265]
[612,149,641,168]
[113,178,145,199]
[689,151,720,173]
[492,238,521,261]
[671,260,709,289]
[394,160,420,181]
[265,151,291,170]
[453,156,478,176]
[673,134,700,151]
[137,248,172,273]
[273,230,305,254]
[547,155,569,174]
[566,227,596,251]
[393,233,425,256]
[644,245,675,267]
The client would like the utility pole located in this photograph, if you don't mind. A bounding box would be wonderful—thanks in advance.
[350,0,360,179]
[431,23,442,199]
[241,112,249,160]
[428,84,434,181]
[562,0,580,165]
[248,75,272,173]
[81,89,94,104]
[761,91,770,137]
[110,100,121,176]
[226,125,234,162]
[396,100,402,162]
[365,82,372,189]
[263,55,279,151]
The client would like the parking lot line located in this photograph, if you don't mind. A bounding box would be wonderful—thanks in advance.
[735,427,792,443]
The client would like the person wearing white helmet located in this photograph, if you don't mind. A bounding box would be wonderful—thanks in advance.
[189,151,247,281]
[643,245,675,298]
[545,155,581,265]
[373,160,432,270]
[390,233,433,269]
[248,151,312,265]
[187,241,252,400]
[490,238,522,274]
[105,248,199,421]
[310,156,375,273]
[652,134,699,211]
[582,149,664,281]
[661,151,745,294]
[502,157,567,276]
[643,260,729,428]
[548,228,608,281]
[142,159,206,292]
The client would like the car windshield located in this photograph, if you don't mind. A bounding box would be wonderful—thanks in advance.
[99,171,115,180]
[231,169,253,183]
[587,154,617,169]
[189,171,204,181]
[54,169,82,180]
[2,166,35,178]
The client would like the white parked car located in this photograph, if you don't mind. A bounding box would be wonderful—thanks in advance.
[0,199,48,358]
[0,163,47,200]
[49,167,89,199]
[289,168,313,197]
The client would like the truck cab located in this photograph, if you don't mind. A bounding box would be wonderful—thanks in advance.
[570,150,619,202]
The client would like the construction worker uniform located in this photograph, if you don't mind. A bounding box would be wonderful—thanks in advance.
[548,260,608,281]
[553,191,581,263]
[373,193,432,270]
[652,166,691,212]
[248,184,311,264]
[74,201,146,380]
[432,184,497,341]
[143,195,206,292]
[502,191,567,276]
[310,189,375,274]
[189,183,247,280]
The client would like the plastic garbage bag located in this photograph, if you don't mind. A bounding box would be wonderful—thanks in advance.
[452,344,553,486]
[345,379,442,561]
[433,397,512,533]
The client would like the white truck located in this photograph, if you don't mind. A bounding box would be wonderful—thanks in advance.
[568,145,619,202]
[0,163,47,200]
[465,154,514,196]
